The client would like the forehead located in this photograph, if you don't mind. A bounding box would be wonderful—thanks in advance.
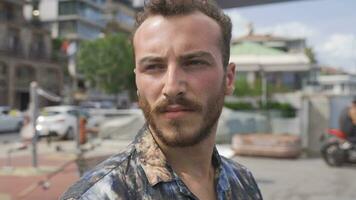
[133,12,222,58]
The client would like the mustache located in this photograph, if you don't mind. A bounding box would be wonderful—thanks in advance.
[152,96,203,114]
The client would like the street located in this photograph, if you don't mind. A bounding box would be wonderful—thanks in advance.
[0,132,20,144]
[1,133,356,200]
[234,156,356,200]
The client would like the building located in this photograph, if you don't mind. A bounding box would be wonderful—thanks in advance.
[230,30,312,92]
[0,0,63,110]
[317,74,356,95]
[23,0,136,107]
[24,0,136,41]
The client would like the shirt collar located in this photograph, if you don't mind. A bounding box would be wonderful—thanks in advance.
[134,125,174,186]
[134,125,227,188]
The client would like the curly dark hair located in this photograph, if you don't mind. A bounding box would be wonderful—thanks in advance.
[133,0,232,68]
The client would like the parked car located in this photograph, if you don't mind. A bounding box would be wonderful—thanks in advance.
[79,101,115,110]
[0,106,23,132]
[36,106,82,139]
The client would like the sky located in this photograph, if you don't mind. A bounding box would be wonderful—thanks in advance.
[224,0,356,73]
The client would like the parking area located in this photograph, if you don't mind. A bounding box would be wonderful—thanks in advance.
[234,156,356,200]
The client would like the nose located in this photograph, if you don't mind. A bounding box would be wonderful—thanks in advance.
[162,64,186,99]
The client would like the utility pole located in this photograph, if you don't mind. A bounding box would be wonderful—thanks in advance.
[30,82,39,168]
[29,81,62,168]
[260,66,267,107]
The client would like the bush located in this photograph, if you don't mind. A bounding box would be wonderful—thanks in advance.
[279,103,297,118]
[224,101,296,118]
[224,102,254,110]
[234,78,262,97]
[260,101,296,118]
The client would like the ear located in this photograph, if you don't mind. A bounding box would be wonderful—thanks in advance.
[225,62,236,95]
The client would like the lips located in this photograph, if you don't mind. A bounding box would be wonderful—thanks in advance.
[164,105,194,112]
[161,105,194,119]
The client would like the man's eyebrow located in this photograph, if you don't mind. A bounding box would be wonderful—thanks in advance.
[179,51,214,61]
[138,56,165,66]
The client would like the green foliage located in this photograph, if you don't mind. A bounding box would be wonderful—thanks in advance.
[233,77,262,97]
[267,83,292,93]
[77,33,135,94]
[260,101,296,118]
[225,99,296,118]
[234,76,293,97]
[224,102,254,110]
[305,47,317,64]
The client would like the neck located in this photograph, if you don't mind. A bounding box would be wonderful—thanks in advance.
[152,125,218,178]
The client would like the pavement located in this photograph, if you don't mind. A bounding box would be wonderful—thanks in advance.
[234,156,356,200]
[1,138,356,200]
[0,138,130,200]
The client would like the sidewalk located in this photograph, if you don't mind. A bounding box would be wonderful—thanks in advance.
[0,139,130,200]
[0,142,79,200]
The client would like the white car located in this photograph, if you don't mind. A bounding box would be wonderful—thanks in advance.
[0,106,23,132]
[36,106,80,139]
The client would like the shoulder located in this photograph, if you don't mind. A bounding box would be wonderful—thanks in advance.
[221,156,252,176]
[60,147,136,200]
[220,157,263,199]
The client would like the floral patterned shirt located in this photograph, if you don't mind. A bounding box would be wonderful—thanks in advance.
[61,126,263,200]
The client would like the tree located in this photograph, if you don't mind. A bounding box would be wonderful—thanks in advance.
[77,33,135,94]
[305,47,317,64]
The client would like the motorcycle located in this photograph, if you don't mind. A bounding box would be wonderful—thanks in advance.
[320,129,356,167]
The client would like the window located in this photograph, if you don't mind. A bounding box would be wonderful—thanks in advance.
[78,22,101,39]
[78,2,103,24]
[88,0,106,6]
[0,62,7,90]
[59,21,77,36]
[0,62,7,76]
[30,33,46,58]
[115,11,135,26]
[15,66,35,88]
[0,2,14,21]
[58,1,77,15]
[7,27,21,54]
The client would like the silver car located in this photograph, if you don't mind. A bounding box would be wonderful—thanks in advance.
[0,106,23,132]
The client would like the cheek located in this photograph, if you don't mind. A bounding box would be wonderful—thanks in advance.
[189,70,224,97]
[136,75,162,103]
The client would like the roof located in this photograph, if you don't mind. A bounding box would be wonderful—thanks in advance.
[232,34,291,44]
[229,42,311,72]
[230,42,286,56]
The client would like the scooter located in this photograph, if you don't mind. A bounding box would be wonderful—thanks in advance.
[320,129,356,167]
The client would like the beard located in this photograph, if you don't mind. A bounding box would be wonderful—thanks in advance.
[138,82,226,148]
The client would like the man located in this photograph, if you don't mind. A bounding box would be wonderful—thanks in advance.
[61,0,262,199]
[339,98,356,143]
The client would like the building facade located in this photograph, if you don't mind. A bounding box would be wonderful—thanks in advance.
[24,0,136,41]
[23,0,136,107]
[230,31,312,92]
[0,0,63,110]
[317,74,356,95]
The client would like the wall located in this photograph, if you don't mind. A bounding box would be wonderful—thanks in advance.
[271,116,300,135]
[302,95,329,156]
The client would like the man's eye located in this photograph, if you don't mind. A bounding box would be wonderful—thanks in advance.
[145,64,165,71]
[186,60,209,67]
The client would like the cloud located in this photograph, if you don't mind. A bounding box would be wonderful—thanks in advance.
[225,11,356,71]
[316,34,356,71]
[258,21,318,39]
[225,11,250,37]
[318,34,356,59]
